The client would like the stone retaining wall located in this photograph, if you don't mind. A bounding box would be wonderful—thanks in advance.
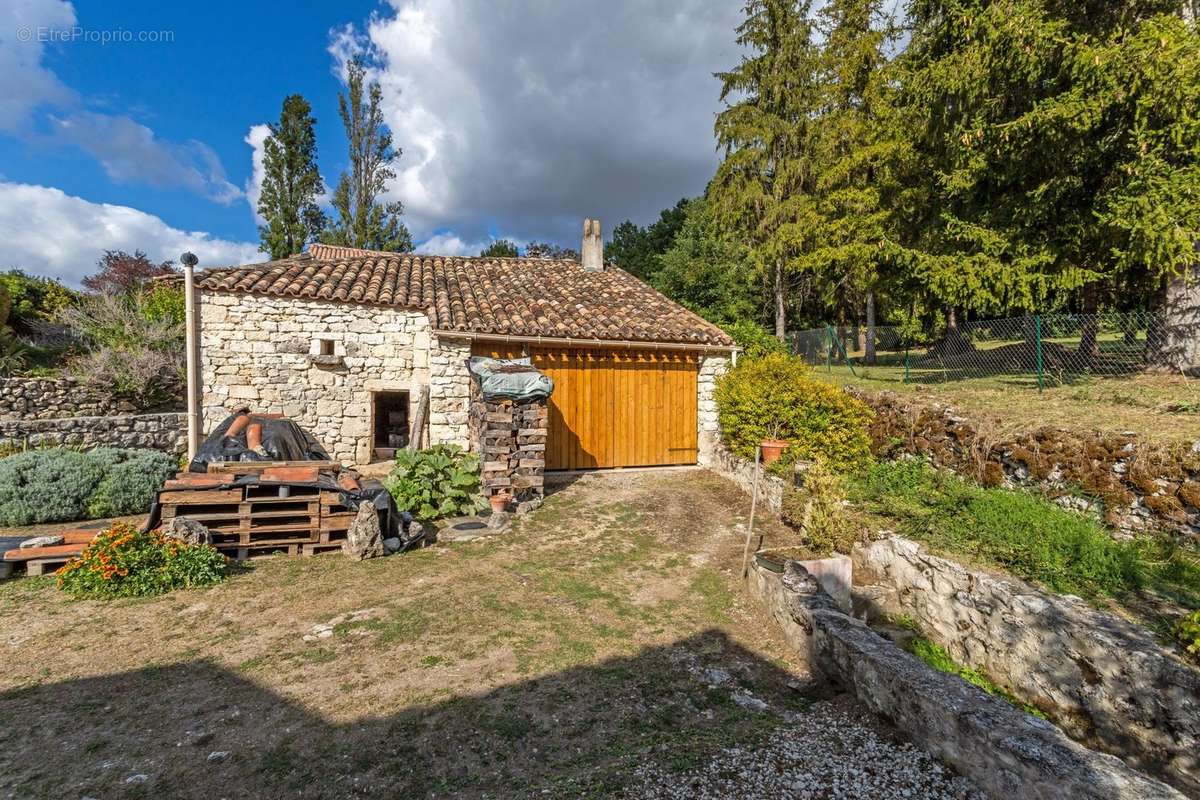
[0,413,186,455]
[710,445,787,513]
[746,559,1185,800]
[852,536,1200,795]
[856,390,1200,539]
[0,376,178,420]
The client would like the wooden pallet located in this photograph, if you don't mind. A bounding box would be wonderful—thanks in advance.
[156,466,358,558]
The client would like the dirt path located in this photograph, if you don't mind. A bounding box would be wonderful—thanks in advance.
[0,470,976,798]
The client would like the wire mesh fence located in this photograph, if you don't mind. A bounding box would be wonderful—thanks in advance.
[788,311,1169,390]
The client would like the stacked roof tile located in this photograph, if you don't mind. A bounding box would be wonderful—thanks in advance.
[196,244,734,347]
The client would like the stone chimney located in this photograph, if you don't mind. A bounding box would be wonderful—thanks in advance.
[581,218,603,272]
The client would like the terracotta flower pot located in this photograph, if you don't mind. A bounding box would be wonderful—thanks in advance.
[759,439,790,466]
[489,494,510,513]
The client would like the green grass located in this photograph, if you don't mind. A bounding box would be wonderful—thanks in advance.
[905,637,1045,718]
[850,458,1200,607]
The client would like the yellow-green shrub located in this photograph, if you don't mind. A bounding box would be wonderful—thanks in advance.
[715,353,873,472]
[780,461,858,556]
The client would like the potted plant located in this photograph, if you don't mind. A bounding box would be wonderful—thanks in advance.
[489,492,510,514]
[759,423,790,467]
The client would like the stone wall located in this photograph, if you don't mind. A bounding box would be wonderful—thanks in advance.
[710,445,787,514]
[852,536,1200,795]
[746,559,1185,800]
[0,413,186,455]
[696,355,729,466]
[198,291,471,464]
[0,376,178,420]
[857,391,1200,539]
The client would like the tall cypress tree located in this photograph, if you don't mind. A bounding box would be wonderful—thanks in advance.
[323,58,413,252]
[257,95,326,260]
[711,0,823,339]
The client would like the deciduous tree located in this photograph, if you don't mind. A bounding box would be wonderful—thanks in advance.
[82,251,175,295]
[323,59,413,253]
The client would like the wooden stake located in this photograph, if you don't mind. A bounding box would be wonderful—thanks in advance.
[741,445,762,578]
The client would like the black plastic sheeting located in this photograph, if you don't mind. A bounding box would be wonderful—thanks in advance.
[188,413,330,473]
[143,473,424,551]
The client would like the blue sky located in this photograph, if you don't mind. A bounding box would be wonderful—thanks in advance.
[0,0,742,284]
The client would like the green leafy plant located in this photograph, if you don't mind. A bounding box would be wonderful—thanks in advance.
[384,444,486,520]
[1176,611,1200,658]
[720,320,788,361]
[0,449,105,526]
[851,458,1160,601]
[780,461,858,556]
[0,447,175,526]
[85,448,176,518]
[715,352,874,473]
[56,522,227,599]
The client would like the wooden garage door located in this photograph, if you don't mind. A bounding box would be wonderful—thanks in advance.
[472,345,699,470]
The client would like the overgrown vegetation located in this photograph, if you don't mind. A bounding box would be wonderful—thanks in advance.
[57,289,184,409]
[1176,610,1200,658]
[0,447,175,526]
[849,458,1200,608]
[715,353,873,473]
[905,636,1045,719]
[779,461,857,556]
[384,444,487,520]
[55,522,227,599]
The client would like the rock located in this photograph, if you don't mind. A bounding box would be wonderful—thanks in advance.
[732,691,769,711]
[382,537,402,554]
[515,497,543,514]
[341,503,383,560]
[206,751,231,763]
[20,535,64,548]
[486,510,511,531]
[851,536,1199,796]
[124,774,149,784]
[701,667,732,686]
[162,516,211,546]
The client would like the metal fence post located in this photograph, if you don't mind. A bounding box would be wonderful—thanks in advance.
[1035,315,1044,393]
[825,325,832,373]
[904,348,910,383]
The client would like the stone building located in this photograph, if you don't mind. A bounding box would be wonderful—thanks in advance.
[194,228,736,467]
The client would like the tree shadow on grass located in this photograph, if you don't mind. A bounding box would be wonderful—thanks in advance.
[0,631,834,799]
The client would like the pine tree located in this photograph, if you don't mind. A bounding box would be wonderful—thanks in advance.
[257,95,326,260]
[901,0,1199,364]
[323,59,413,252]
[806,0,909,362]
[710,0,823,339]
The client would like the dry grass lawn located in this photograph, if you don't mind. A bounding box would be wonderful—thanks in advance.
[0,470,845,799]
[822,369,1200,444]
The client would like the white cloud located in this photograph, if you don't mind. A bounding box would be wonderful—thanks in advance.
[0,0,241,204]
[328,0,742,247]
[0,181,261,285]
[50,112,243,204]
[0,0,77,133]
[243,123,271,223]
[414,231,522,257]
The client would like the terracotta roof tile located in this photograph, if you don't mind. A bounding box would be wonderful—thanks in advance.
[197,244,734,347]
